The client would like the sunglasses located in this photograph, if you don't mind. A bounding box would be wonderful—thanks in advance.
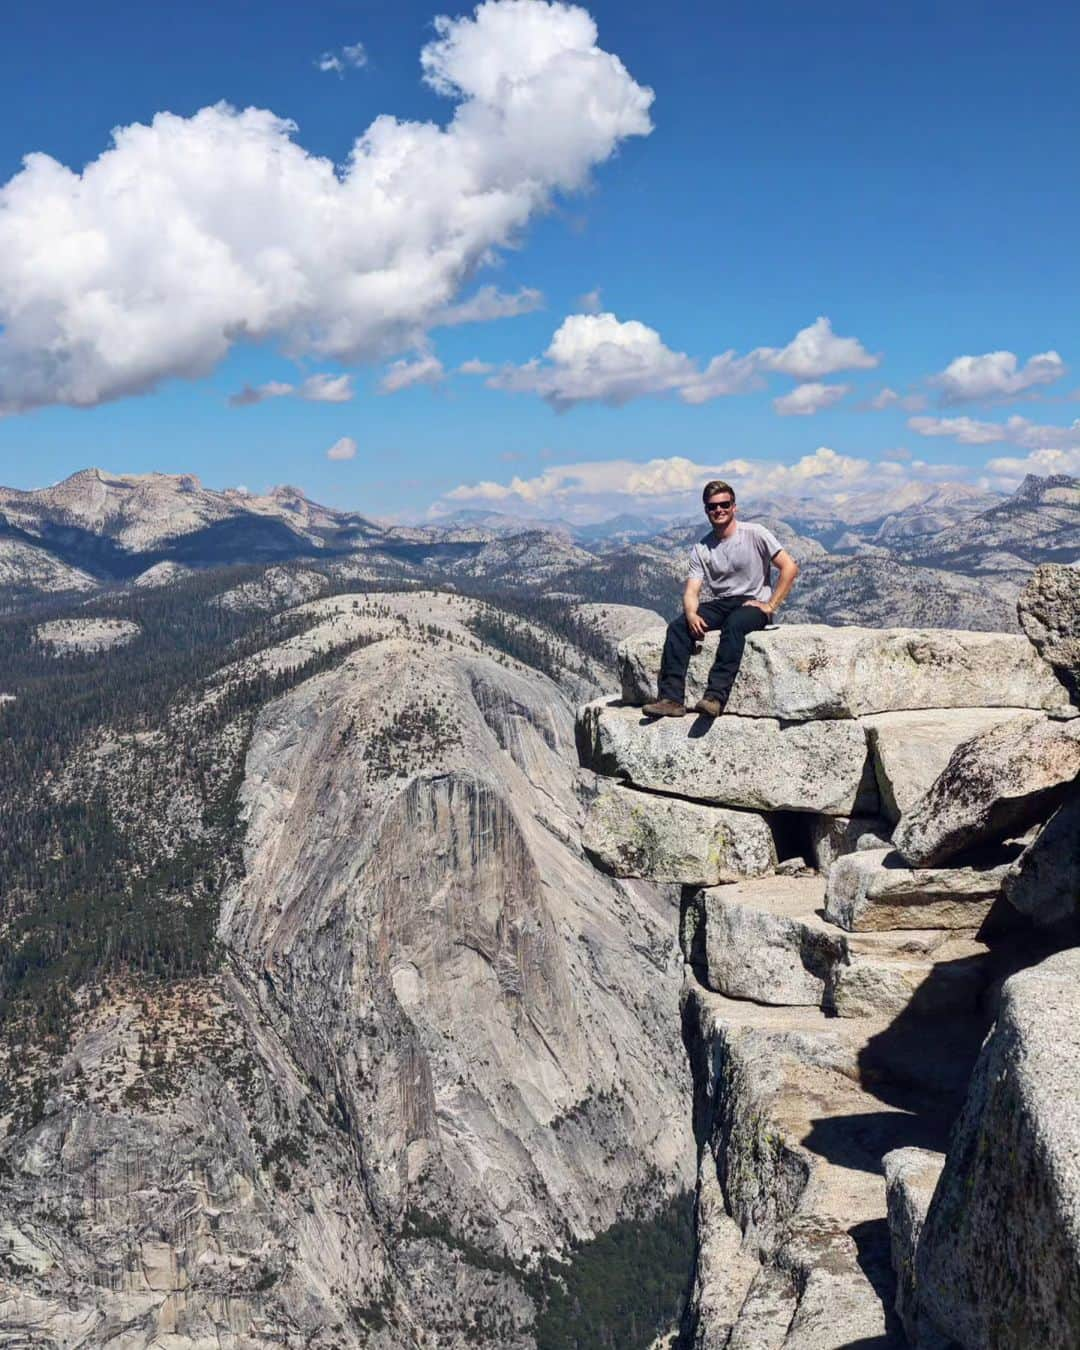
[705,500,734,511]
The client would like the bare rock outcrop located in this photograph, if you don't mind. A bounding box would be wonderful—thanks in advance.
[905,950,1080,1348]
[1018,562,1080,697]
[1003,795,1080,926]
[34,617,142,655]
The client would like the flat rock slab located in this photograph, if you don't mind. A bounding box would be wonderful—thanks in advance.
[577,698,878,816]
[693,876,843,1007]
[689,876,990,1018]
[863,707,1039,822]
[582,785,776,885]
[618,623,1070,720]
[824,849,1009,931]
[913,949,1080,1349]
[893,714,1080,866]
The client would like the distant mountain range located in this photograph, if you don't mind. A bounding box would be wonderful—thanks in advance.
[2,466,1077,631]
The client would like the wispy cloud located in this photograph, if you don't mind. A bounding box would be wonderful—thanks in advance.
[435,286,543,326]
[910,413,1080,449]
[316,42,368,76]
[228,373,354,407]
[577,287,602,313]
[773,382,849,416]
[378,353,445,394]
[868,386,927,412]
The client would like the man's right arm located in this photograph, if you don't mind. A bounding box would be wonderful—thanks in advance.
[683,577,707,637]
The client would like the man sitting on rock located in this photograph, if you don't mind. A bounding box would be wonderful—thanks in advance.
[644,479,800,718]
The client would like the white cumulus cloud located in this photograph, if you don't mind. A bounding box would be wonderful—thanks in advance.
[931,350,1065,404]
[326,436,358,460]
[445,446,898,513]
[755,316,879,380]
[982,447,1080,488]
[485,312,877,409]
[484,312,761,409]
[0,0,653,414]
[773,382,849,417]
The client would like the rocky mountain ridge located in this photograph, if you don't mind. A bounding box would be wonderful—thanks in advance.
[4,469,1077,638]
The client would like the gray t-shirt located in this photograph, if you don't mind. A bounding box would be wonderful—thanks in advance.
[687,521,783,601]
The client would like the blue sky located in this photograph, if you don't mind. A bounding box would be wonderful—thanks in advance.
[2,0,1079,521]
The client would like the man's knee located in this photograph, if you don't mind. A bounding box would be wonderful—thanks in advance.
[727,605,767,631]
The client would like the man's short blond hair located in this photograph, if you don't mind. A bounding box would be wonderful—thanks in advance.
[702,479,735,504]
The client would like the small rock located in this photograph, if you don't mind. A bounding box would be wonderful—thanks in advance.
[808,814,892,870]
[883,1147,945,1345]
[824,849,1011,931]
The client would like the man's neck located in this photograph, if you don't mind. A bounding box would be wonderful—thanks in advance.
[712,518,738,540]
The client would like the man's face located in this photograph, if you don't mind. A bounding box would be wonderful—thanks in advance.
[704,492,736,527]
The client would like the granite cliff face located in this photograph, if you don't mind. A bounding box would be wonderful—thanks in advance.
[0,591,692,1346]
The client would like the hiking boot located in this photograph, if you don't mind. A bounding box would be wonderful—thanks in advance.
[694,695,726,718]
[642,698,687,718]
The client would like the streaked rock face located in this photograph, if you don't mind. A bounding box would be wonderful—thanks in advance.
[618,624,1070,719]
[217,633,693,1317]
[1018,563,1080,698]
[911,950,1080,1349]
[582,785,777,884]
[577,699,878,816]
[893,715,1080,866]
[0,603,693,1346]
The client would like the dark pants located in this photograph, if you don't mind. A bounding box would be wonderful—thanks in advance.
[658,598,769,703]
